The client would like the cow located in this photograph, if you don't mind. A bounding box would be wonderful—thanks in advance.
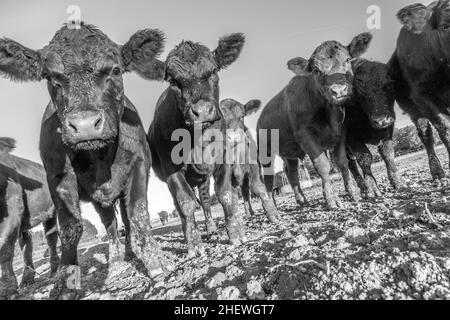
[389,1,450,183]
[257,33,372,209]
[0,23,167,299]
[197,99,281,219]
[158,211,169,226]
[148,34,275,258]
[288,58,404,198]
[0,138,59,299]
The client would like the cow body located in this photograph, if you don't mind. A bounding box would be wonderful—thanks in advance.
[344,59,404,197]
[0,24,167,299]
[197,99,280,219]
[0,138,59,299]
[258,33,372,209]
[389,1,450,181]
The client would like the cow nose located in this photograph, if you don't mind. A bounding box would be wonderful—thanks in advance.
[66,112,105,140]
[190,101,220,124]
[329,83,349,98]
[374,116,395,128]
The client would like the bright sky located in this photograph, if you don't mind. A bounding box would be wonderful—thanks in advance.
[0,0,417,230]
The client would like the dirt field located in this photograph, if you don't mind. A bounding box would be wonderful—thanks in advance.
[12,146,450,300]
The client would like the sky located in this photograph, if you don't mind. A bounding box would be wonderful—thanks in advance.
[0,0,419,231]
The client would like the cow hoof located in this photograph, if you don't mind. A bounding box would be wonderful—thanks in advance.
[19,268,35,288]
[49,266,81,300]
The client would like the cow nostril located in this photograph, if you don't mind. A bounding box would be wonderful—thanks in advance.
[68,122,78,133]
[191,109,200,117]
[94,117,103,130]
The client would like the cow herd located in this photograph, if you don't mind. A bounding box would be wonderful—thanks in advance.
[1,1,450,300]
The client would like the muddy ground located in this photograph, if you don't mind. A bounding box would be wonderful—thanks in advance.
[12,147,450,300]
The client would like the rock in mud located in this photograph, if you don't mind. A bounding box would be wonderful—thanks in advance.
[345,227,369,245]
[217,286,240,300]
[246,279,265,300]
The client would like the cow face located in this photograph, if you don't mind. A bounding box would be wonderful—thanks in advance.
[164,34,245,129]
[290,33,372,105]
[353,60,395,129]
[219,98,261,143]
[397,1,450,34]
[0,24,165,151]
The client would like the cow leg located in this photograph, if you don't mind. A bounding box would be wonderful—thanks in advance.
[214,165,246,246]
[249,177,280,223]
[0,183,25,299]
[284,158,308,206]
[43,217,60,276]
[428,113,450,177]
[377,139,406,190]
[93,204,122,265]
[355,145,381,198]
[47,174,83,300]
[18,231,35,287]
[119,198,132,261]
[167,172,204,258]
[198,179,217,238]
[333,130,360,202]
[0,229,19,300]
[241,175,254,217]
[313,153,343,209]
[414,118,445,180]
[122,160,166,278]
[262,173,277,207]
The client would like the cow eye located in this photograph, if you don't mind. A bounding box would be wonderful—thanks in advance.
[111,66,122,76]
[442,24,450,30]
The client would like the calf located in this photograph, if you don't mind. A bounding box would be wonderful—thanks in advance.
[389,0,450,182]
[197,99,280,219]
[0,23,167,299]
[0,138,59,299]
[148,35,274,258]
[257,33,372,209]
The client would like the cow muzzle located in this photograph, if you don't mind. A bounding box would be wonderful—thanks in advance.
[371,115,395,129]
[64,111,113,150]
[186,101,221,128]
[329,82,350,103]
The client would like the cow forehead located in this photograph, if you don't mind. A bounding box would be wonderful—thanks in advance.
[166,41,218,82]
[42,24,120,76]
[311,41,350,62]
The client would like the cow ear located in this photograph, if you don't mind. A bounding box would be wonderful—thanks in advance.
[244,99,261,117]
[213,33,245,69]
[121,29,166,80]
[0,38,42,82]
[396,4,432,33]
[348,32,372,58]
[287,57,309,76]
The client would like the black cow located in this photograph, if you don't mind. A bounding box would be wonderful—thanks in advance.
[257,33,372,209]
[158,211,169,226]
[288,59,404,197]
[0,138,59,299]
[197,99,280,219]
[0,23,167,299]
[148,34,261,258]
[389,1,450,182]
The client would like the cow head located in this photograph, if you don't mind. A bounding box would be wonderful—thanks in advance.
[288,33,372,105]
[397,1,450,34]
[0,24,165,151]
[352,60,395,129]
[164,34,245,129]
[219,98,261,143]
